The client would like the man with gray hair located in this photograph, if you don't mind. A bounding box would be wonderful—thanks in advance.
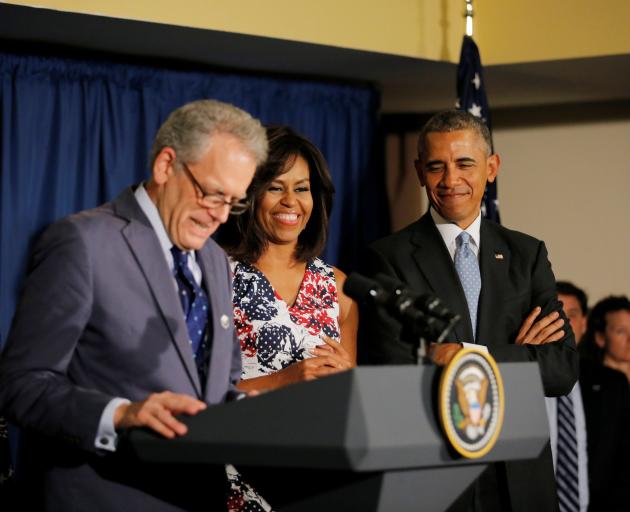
[363,109,578,511]
[0,99,267,511]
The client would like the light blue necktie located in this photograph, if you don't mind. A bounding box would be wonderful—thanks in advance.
[454,232,481,339]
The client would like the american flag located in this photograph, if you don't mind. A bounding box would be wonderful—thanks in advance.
[456,35,500,223]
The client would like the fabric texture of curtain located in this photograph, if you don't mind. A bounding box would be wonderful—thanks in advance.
[0,50,385,346]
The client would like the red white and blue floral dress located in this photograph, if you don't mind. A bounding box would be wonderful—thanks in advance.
[230,257,341,378]
[226,258,341,512]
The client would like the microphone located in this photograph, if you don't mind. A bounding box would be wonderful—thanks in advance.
[373,273,457,326]
[342,272,389,307]
[344,272,460,344]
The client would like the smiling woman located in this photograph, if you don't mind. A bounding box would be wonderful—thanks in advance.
[221,125,357,387]
[219,126,359,511]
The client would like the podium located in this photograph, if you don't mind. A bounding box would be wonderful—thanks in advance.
[128,363,549,511]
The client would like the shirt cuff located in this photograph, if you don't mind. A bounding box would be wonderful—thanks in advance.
[95,397,130,452]
[462,342,489,354]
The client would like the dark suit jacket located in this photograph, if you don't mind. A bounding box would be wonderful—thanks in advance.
[362,212,579,512]
[0,188,241,511]
[580,359,630,511]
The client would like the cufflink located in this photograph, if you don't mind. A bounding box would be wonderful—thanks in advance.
[220,314,230,329]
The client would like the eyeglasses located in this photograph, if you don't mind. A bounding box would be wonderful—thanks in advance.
[179,162,249,215]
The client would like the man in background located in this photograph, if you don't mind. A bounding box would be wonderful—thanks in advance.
[0,99,267,511]
[548,282,630,511]
[584,295,630,384]
[363,110,578,511]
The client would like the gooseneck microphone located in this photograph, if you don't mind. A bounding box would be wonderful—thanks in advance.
[344,272,460,359]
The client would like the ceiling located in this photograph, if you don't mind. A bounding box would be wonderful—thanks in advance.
[2,3,630,113]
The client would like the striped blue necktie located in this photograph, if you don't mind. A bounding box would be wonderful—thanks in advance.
[454,232,481,339]
[556,394,580,512]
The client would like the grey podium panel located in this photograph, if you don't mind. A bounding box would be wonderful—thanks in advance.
[271,465,485,512]
[128,363,549,471]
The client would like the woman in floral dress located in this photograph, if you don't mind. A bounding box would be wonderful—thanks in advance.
[220,125,358,511]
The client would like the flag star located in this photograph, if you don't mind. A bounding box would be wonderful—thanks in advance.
[455,99,461,108]
[468,103,482,117]
[472,72,481,90]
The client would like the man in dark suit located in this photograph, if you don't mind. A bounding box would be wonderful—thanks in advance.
[0,99,268,511]
[548,282,630,511]
[363,110,578,511]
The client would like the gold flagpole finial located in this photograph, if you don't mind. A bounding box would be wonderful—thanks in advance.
[465,0,474,37]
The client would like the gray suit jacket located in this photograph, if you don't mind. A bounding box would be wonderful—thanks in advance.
[362,212,579,512]
[0,187,241,511]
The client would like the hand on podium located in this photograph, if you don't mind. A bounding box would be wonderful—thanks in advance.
[429,342,463,366]
[114,391,207,439]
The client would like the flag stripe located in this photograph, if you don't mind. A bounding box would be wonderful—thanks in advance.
[456,35,500,223]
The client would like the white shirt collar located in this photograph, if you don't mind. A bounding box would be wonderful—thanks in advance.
[134,183,195,271]
[430,207,481,261]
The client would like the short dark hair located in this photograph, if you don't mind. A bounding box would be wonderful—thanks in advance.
[582,295,630,361]
[221,125,335,263]
[557,281,588,315]
[418,109,492,157]
[588,295,630,334]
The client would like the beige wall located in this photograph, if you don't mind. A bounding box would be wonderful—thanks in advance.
[475,0,630,64]
[9,0,630,64]
[493,105,630,304]
[5,0,464,62]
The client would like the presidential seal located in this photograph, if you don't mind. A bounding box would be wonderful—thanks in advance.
[438,348,504,458]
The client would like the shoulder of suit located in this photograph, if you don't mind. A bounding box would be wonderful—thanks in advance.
[369,216,425,254]
[481,218,545,249]
[41,201,118,239]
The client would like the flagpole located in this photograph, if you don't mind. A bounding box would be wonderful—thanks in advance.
[465,0,474,37]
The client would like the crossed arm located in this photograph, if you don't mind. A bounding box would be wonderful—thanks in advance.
[430,306,566,365]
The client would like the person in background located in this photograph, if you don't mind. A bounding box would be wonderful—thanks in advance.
[220,125,358,511]
[0,99,267,511]
[582,295,630,384]
[546,282,630,511]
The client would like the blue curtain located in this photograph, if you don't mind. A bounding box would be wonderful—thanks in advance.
[0,50,384,346]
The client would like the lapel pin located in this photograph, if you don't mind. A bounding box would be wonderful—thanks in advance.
[220,314,230,330]
[494,253,504,260]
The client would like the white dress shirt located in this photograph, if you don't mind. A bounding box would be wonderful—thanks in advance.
[545,384,589,511]
[430,207,481,261]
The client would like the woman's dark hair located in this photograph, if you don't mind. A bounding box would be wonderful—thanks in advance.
[220,125,335,263]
